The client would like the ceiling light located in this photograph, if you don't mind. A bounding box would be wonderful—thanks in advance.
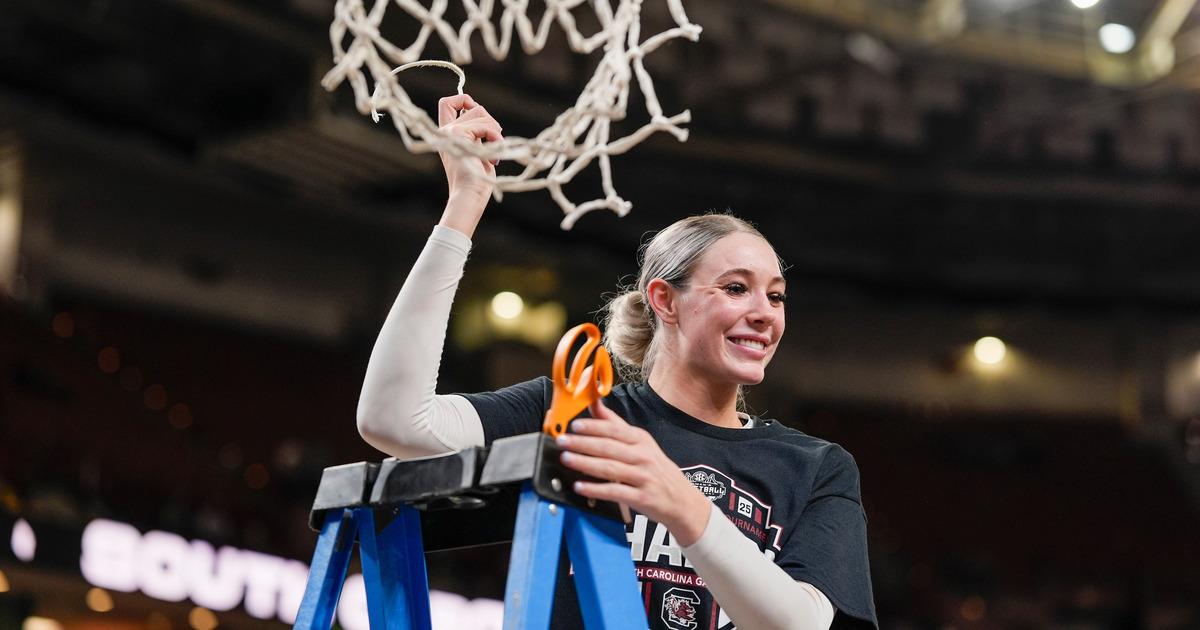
[11,518,35,561]
[1099,23,1136,53]
[23,619,63,630]
[0,171,21,295]
[1070,0,1100,8]
[973,336,1007,365]
[490,291,524,320]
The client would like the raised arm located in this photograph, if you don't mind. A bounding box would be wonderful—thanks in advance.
[356,95,502,459]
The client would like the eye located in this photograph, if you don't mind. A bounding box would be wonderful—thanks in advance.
[769,292,787,305]
[723,283,748,295]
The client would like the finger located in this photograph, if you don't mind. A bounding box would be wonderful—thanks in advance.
[445,119,503,145]
[456,103,492,123]
[438,94,479,126]
[470,120,503,144]
[571,412,641,444]
[560,450,646,485]
[557,433,642,465]
[461,119,502,166]
[572,479,642,510]
[574,481,633,524]
[457,109,504,150]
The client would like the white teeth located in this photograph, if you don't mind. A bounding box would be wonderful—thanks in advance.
[731,338,765,350]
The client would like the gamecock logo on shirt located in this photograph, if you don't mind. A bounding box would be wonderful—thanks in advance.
[661,587,701,630]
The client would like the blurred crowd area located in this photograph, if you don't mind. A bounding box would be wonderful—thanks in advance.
[3,293,1200,630]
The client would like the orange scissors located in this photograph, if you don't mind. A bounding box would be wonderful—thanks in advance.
[543,322,614,437]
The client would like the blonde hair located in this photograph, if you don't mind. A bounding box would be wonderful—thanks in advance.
[601,214,777,383]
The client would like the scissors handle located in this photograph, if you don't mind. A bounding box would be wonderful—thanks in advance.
[543,323,614,437]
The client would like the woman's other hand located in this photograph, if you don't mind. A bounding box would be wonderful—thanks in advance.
[436,94,503,238]
[557,401,713,547]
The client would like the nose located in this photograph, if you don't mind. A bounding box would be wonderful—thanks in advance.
[752,310,777,328]
[749,293,779,327]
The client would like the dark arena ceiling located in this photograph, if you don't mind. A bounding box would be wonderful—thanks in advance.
[6,0,1200,312]
[2,0,1200,629]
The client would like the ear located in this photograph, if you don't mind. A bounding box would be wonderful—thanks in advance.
[645,278,679,325]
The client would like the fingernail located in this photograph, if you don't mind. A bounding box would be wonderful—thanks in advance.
[556,434,571,446]
[573,481,585,493]
[571,420,587,432]
[561,452,575,464]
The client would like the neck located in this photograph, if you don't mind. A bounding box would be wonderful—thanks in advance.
[647,369,743,428]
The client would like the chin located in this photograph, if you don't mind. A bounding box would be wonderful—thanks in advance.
[732,370,767,386]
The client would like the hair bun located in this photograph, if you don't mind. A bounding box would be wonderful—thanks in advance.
[602,290,654,378]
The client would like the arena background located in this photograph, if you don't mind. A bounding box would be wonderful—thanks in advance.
[2,0,1200,628]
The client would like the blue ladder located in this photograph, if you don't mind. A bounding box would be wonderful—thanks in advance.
[292,435,648,630]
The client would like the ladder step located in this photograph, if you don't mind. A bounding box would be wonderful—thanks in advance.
[296,436,649,630]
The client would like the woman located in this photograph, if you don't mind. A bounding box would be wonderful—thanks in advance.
[357,94,877,630]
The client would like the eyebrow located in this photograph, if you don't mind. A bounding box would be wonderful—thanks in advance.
[715,268,787,285]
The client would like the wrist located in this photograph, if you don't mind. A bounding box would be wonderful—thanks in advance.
[439,191,489,238]
[667,488,715,548]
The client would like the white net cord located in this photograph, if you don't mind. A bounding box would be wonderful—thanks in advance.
[321,0,702,229]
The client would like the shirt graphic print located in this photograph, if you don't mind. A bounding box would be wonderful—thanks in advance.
[628,464,782,630]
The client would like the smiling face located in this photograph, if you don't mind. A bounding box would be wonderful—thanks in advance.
[651,232,787,394]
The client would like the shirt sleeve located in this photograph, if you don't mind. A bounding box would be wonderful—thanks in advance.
[776,445,877,630]
[356,225,487,459]
[459,376,553,443]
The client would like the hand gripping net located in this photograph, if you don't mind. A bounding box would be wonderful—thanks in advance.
[321,0,702,229]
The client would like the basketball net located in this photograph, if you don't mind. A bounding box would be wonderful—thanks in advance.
[321,0,702,229]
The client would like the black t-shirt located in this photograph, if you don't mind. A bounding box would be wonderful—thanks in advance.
[462,378,877,630]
